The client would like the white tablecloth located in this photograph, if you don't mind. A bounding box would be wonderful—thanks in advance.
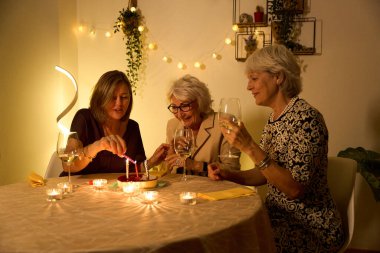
[0,174,275,253]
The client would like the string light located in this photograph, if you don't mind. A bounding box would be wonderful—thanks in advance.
[162,56,172,63]
[75,19,235,70]
[138,26,145,32]
[148,43,157,50]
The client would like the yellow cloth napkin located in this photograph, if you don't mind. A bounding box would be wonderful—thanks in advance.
[28,171,46,187]
[198,187,256,201]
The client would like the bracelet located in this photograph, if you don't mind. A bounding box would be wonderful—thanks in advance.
[256,154,271,171]
[83,147,96,161]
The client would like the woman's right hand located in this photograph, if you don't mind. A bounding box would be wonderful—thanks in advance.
[208,163,222,181]
[97,134,127,157]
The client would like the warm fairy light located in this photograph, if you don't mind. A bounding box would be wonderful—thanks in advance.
[78,25,84,33]
[138,26,144,32]
[148,43,157,50]
[212,53,222,60]
[194,62,201,68]
[232,24,239,31]
[130,7,136,12]
[162,56,172,63]
[225,38,232,45]
[105,31,112,38]
[177,62,186,70]
[89,28,96,36]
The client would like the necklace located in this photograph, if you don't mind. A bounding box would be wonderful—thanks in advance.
[270,96,298,122]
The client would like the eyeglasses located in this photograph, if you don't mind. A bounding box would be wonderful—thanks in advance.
[167,101,194,113]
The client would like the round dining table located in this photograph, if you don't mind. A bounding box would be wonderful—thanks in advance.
[0,173,276,253]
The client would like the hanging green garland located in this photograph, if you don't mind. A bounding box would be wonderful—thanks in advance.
[114,5,144,94]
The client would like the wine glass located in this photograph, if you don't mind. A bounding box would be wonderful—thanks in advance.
[57,131,82,188]
[218,97,241,158]
[173,128,194,181]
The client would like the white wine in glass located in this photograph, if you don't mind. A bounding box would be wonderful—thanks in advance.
[173,128,194,181]
[218,97,241,158]
[57,131,82,187]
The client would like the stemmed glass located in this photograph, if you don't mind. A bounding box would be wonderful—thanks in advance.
[57,131,82,188]
[218,97,242,158]
[173,128,194,181]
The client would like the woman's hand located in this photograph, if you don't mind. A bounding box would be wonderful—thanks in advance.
[148,143,171,167]
[165,153,184,170]
[208,163,222,181]
[220,121,256,154]
[97,134,127,157]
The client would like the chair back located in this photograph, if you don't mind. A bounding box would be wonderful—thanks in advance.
[45,152,63,178]
[327,156,357,253]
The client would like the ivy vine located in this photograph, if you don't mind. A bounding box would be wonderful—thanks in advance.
[114,6,144,94]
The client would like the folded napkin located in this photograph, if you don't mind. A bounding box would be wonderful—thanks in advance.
[28,171,46,187]
[198,187,256,201]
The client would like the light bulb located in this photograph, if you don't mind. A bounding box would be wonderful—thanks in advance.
[194,62,201,68]
[162,56,172,63]
[148,43,157,50]
[78,25,84,33]
[138,26,144,32]
[177,62,186,70]
[130,7,136,12]
[105,31,112,38]
[232,24,239,31]
[212,53,222,60]
[225,38,232,45]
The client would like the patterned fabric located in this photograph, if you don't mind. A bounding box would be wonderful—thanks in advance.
[261,98,345,252]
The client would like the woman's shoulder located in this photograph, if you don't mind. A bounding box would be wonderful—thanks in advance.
[75,108,92,118]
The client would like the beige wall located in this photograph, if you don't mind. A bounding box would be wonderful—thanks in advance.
[0,0,379,250]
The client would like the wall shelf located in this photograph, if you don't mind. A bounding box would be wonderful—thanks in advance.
[233,0,318,61]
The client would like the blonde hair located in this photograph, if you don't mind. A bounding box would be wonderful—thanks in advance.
[89,70,133,123]
[245,44,302,98]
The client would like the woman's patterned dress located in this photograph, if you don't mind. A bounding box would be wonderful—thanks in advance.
[261,97,345,252]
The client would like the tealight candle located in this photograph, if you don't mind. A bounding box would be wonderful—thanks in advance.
[57,182,73,194]
[179,192,197,205]
[143,191,158,204]
[46,188,63,202]
[122,182,140,196]
[93,179,107,191]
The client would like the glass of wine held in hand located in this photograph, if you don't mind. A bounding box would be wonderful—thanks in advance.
[173,128,194,181]
[218,97,242,158]
[57,131,82,187]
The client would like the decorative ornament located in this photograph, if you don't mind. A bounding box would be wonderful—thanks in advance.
[114,0,145,94]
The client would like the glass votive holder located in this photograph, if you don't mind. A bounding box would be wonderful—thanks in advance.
[142,191,159,204]
[179,192,197,205]
[46,188,63,202]
[122,182,140,197]
[93,179,107,191]
[57,182,73,194]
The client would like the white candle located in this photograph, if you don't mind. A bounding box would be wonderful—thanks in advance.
[122,182,140,196]
[126,159,129,179]
[57,182,72,194]
[180,192,197,205]
[46,188,63,202]
[93,179,107,191]
[143,191,158,204]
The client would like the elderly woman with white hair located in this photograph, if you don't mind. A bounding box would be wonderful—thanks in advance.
[163,74,241,176]
[208,44,345,252]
